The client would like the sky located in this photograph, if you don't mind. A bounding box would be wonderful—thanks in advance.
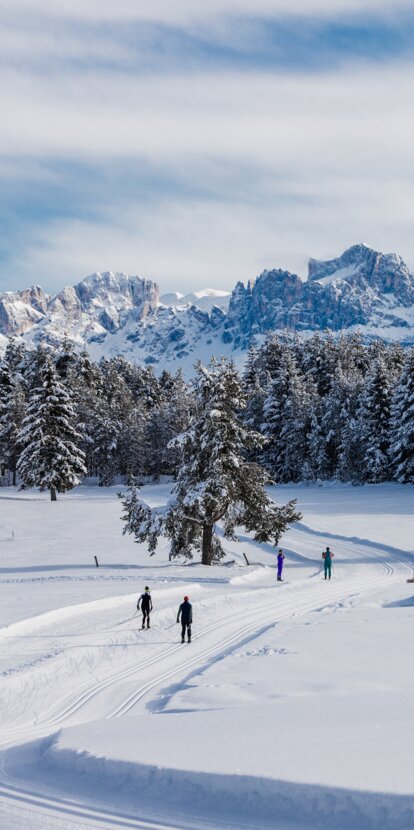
[1,1,414,295]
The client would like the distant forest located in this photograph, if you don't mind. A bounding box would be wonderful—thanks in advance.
[0,333,413,491]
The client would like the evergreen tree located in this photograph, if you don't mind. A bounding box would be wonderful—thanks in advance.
[357,356,392,482]
[390,349,414,483]
[118,403,148,480]
[3,338,27,375]
[0,374,26,484]
[261,350,311,481]
[122,359,300,565]
[17,353,86,500]
[92,402,121,485]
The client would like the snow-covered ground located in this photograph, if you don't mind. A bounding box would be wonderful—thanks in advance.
[0,483,413,829]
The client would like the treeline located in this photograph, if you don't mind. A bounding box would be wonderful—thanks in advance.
[0,339,191,492]
[245,333,414,484]
[0,332,413,494]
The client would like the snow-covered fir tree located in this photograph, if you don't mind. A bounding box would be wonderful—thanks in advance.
[356,356,392,482]
[0,332,413,490]
[389,348,414,483]
[122,358,301,565]
[261,348,311,481]
[0,372,26,485]
[17,351,86,500]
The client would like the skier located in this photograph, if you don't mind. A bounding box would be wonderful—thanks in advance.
[277,549,285,581]
[137,586,153,629]
[322,547,334,580]
[177,595,192,643]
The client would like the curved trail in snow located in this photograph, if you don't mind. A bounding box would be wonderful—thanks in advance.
[0,525,412,829]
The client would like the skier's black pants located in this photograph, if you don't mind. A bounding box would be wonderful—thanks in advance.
[142,610,150,627]
[181,622,191,641]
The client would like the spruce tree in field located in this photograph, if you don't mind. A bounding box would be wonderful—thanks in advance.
[17,353,86,500]
[390,348,414,483]
[122,359,300,565]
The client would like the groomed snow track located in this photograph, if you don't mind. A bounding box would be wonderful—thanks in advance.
[0,525,413,830]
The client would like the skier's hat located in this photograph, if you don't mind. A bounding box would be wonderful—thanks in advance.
[145,586,150,591]
[184,595,189,601]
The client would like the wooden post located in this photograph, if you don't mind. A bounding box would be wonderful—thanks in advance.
[94,556,99,567]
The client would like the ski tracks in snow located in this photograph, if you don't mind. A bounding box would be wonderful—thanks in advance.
[0,525,412,829]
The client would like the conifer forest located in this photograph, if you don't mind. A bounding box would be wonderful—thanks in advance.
[1,333,413,499]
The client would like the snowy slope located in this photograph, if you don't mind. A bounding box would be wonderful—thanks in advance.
[0,483,413,829]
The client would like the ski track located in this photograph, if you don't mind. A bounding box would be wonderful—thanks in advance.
[0,524,412,830]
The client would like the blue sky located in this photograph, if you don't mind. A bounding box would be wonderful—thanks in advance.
[1,1,414,294]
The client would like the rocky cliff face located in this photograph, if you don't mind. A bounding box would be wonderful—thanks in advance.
[1,245,414,372]
[223,244,414,347]
[0,285,49,335]
[0,272,160,345]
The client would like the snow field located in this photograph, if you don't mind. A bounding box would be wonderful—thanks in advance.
[0,483,413,829]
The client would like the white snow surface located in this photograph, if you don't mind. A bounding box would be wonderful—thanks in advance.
[0,482,413,829]
[314,264,358,285]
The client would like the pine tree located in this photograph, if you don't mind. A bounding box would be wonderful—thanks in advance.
[389,349,414,483]
[261,349,312,481]
[118,403,148,480]
[92,403,121,486]
[0,373,26,485]
[17,352,86,500]
[122,359,300,565]
[357,356,392,482]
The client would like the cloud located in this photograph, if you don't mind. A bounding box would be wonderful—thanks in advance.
[0,62,412,172]
[1,3,413,75]
[2,1,413,24]
[7,170,414,297]
[0,3,413,294]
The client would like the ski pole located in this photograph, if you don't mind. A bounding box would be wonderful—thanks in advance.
[165,621,177,630]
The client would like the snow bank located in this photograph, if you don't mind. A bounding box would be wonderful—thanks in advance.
[8,731,414,830]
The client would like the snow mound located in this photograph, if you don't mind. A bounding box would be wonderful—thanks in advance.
[8,727,414,830]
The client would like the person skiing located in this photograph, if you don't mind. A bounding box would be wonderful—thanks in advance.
[177,595,192,643]
[277,549,285,581]
[137,587,153,629]
[322,547,334,580]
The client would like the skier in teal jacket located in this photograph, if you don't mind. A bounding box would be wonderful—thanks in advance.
[322,547,334,580]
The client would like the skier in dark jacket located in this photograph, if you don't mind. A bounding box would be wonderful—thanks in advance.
[322,547,334,580]
[137,587,153,629]
[177,596,192,643]
[277,549,285,581]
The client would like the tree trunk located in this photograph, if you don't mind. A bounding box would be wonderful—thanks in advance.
[12,467,16,487]
[201,523,214,565]
[50,486,57,501]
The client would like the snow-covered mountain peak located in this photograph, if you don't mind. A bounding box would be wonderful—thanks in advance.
[307,243,411,294]
[2,245,414,372]
[73,270,159,311]
[158,288,231,314]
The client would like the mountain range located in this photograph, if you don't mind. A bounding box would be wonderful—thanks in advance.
[1,244,414,373]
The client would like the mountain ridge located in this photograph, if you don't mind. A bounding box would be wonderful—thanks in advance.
[2,244,414,373]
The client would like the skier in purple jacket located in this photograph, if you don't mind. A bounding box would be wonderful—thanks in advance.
[277,549,285,581]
